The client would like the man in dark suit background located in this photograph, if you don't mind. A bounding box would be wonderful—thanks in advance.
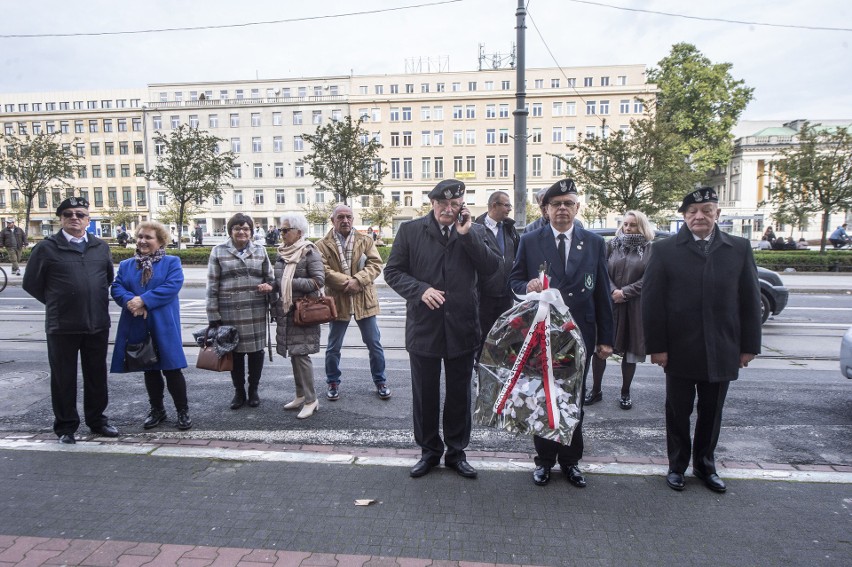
[509,179,613,488]
[642,187,761,493]
[385,179,502,479]
[474,191,520,364]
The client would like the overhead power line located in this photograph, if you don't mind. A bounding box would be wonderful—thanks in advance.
[566,0,852,33]
[0,0,463,39]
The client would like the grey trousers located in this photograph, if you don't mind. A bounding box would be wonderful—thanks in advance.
[291,354,317,404]
[6,248,21,272]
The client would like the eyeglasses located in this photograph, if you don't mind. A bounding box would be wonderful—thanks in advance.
[280,227,297,234]
[496,202,513,209]
[548,200,579,209]
[61,211,88,219]
[231,227,252,233]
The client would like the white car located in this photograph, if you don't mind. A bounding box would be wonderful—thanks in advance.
[842,326,852,379]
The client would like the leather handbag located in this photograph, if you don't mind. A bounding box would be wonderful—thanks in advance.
[196,329,234,372]
[293,293,337,326]
[125,334,159,372]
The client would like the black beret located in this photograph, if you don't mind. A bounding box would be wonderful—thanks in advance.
[541,179,577,205]
[56,196,90,216]
[428,179,465,200]
[678,187,718,213]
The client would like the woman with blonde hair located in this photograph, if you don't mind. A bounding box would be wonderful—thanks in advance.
[271,213,325,419]
[586,210,654,410]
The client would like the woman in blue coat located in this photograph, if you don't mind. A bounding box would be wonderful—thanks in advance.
[111,221,191,430]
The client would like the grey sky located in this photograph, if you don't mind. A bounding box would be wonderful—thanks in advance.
[1,0,849,120]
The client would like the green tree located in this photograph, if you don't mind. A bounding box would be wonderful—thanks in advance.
[647,42,754,175]
[103,203,141,231]
[0,132,80,236]
[146,124,235,245]
[302,116,387,205]
[562,117,697,218]
[767,122,852,253]
[302,200,338,235]
[361,196,400,237]
[155,199,206,230]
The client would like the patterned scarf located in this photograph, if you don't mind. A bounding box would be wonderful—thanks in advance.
[134,246,166,285]
[611,233,649,260]
[276,238,313,312]
[334,230,355,275]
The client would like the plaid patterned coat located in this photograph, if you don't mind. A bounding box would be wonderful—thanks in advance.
[271,244,325,357]
[206,239,274,353]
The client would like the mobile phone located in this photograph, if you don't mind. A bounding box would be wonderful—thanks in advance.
[458,209,466,224]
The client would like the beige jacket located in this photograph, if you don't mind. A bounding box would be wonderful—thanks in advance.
[315,229,382,321]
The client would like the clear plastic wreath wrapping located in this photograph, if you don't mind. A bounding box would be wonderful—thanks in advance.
[474,287,586,444]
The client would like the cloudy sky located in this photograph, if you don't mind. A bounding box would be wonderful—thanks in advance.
[1,0,849,120]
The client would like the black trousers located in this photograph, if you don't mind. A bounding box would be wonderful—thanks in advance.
[46,330,110,436]
[476,294,513,364]
[144,369,188,412]
[409,352,474,465]
[533,352,591,470]
[665,375,730,475]
[230,350,265,390]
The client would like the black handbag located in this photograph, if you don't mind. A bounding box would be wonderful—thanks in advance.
[125,334,159,372]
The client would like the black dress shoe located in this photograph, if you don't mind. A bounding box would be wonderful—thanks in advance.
[447,460,478,479]
[666,471,685,491]
[58,434,76,445]
[584,390,602,405]
[694,469,727,493]
[533,466,551,486]
[410,459,435,478]
[176,410,193,430]
[247,388,260,407]
[619,395,632,410]
[143,408,167,429]
[565,465,587,488]
[230,389,246,410]
[90,424,119,437]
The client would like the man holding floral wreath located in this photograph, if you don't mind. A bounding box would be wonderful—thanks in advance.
[509,178,613,488]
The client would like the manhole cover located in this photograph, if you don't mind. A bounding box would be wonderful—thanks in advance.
[0,371,49,386]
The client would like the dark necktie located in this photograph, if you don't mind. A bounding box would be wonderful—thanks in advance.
[496,222,505,254]
[442,227,449,242]
[557,233,567,267]
[697,239,708,255]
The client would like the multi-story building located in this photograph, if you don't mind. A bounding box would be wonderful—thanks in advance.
[1,64,654,237]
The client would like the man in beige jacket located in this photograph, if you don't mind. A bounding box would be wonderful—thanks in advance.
[316,205,390,401]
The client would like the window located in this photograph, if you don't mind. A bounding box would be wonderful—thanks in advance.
[585,126,597,139]
[60,121,69,133]
[185,115,197,129]
[531,155,541,177]
[332,109,342,122]
[273,136,283,152]
[499,128,509,144]
[375,85,384,95]
[586,101,596,115]
[553,155,565,177]
[600,76,610,87]
[403,158,412,179]
[434,157,444,178]
[231,138,241,153]
[453,130,463,145]
[465,105,476,119]
[391,158,400,179]
[389,108,400,122]
[565,127,576,142]
[534,79,544,88]
[122,187,132,206]
[551,79,560,88]
[620,99,630,113]
[531,103,542,117]
[105,142,114,155]
[486,129,496,144]
[73,101,83,109]
[465,130,476,145]
[232,164,242,179]
[468,81,477,91]
[566,102,576,116]
[235,89,244,100]
[436,83,445,92]
[46,121,56,133]
[153,116,163,129]
[405,83,414,93]
[254,190,264,205]
[390,84,399,94]
[94,189,104,207]
[433,106,444,120]
[274,163,284,178]
[252,137,262,152]
[297,87,306,98]
[502,80,511,90]
[552,102,563,116]
[402,131,412,147]
[77,166,87,179]
[132,118,142,131]
[87,119,98,133]
[499,104,509,118]
[134,141,143,154]
[531,128,542,143]
[371,108,381,122]
[107,165,116,178]
[293,136,303,151]
[117,118,127,132]
[634,99,644,113]
[234,191,244,205]
[313,86,322,97]
[453,105,463,119]
[486,104,496,118]
[312,110,322,125]
[421,83,430,93]
[552,127,563,143]
[485,81,494,91]
[600,100,610,115]
[453,156,463,174]
[155,142,165,156]
[296,188,306,204]
[121,164,130,177]
[74,143,85,157]
[402,107,412,121]
[135,164,145,176]
[208,114,218,128]
[293,111,303,125]
[617,75,627,86]
[433,130,443,145]
[250,113,260,127]
[584,77,593,87]
[295,162,304,177]
[59,102,69,110]
[103,119,113,132]
[390,132,400,147]
[421,157,431,179]
[276,189,286,205]
[137,188,146,206]
[74,120,84,133]
[316,191,326,204]
[272,111,282,126]
[230,113,239,127]
[119,142,129,155]
[486,156,496,178]
[421,106,431,121]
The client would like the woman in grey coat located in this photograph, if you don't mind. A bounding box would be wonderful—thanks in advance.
[271,213,325,419]
[206,214,274,409]
[587,210,654,410]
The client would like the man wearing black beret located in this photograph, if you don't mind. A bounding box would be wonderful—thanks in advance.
[385,179,502,479]
[509,178,613,488]
[642,187,761,493]
[23,197,119,444]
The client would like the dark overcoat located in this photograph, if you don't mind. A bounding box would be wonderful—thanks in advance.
[641,225,762,383]
[384,215,502,359]
[606,239,652,356]
[110,255,187,373]
[509,225,614,354]
[474,213,519,298]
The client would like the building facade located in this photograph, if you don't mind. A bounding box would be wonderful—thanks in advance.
[1,64,654,237]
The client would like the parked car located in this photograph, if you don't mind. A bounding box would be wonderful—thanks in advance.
[588,228,788,324]
[841,326,852,379]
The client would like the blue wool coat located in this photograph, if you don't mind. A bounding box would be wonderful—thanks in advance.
[110,255,188,373]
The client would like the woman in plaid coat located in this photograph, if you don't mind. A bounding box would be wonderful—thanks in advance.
[206,214,274,409]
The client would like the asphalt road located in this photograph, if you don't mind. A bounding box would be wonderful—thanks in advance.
[0,286,850,467]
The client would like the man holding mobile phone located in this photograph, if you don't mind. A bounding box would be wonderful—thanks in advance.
[385,179,502,479]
